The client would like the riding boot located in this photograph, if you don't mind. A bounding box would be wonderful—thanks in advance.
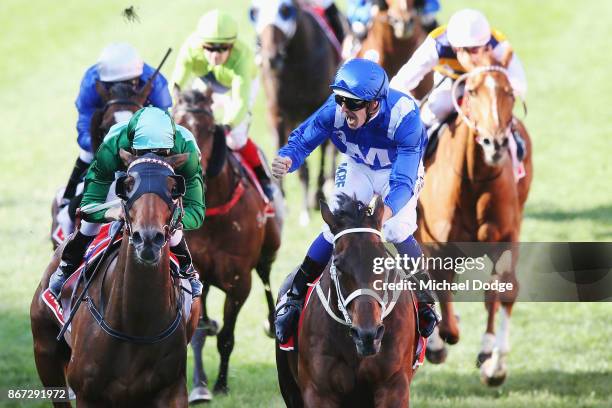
[49,231,95,298]
[253,165,275,202]
[274,256,327,343]
[324,3,346,44]
[170,236,203,298]
[511,125,526,162]
[61,157,90,204]
[394,236,439,338]
[237,138,275,201]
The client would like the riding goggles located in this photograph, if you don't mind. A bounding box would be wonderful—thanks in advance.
[334,95,368,111]
[203,44,233,53]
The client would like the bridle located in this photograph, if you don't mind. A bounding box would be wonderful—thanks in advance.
[315,227,407,327]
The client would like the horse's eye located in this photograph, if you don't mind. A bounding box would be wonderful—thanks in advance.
[467,88,476,96]
[279,4,295,20]
[249,6,258,23]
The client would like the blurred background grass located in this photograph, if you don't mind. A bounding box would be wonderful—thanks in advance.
[0,0,610,407]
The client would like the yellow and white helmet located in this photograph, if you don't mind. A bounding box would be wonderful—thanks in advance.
[447,9,491,48]
[97,43,143,82]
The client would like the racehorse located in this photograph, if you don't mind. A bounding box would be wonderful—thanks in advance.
[50,81,148,249]
[277,195,420,407]
[32,152,201,407]
[253,0,341,225]
[173,89,282,402]
[357,0,432,98]
[415,51,533,386]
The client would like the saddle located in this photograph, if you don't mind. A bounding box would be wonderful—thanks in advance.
[42,222,194,346]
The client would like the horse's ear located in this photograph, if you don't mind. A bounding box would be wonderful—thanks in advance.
[499,45,514,68]
[165,152,190,170]
[172,84,182,103]
[370,196,385,228]
[95,80,110,102]
[119,148,135,166]
[320,200,336,231]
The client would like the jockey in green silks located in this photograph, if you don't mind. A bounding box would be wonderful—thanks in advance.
[48,107,205,299]
[171,9,274,200]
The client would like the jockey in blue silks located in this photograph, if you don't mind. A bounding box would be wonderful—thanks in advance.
[271,58,438,343]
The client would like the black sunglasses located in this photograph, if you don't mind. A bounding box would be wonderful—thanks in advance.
[334,95,368,111]
[203,44,232,53]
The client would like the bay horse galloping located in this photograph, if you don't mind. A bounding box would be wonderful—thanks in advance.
[358,0,432,98]
[416,54,533,386]
[253,0,341,225]
[173,90,282,401]
[50,81,148,249]
[32,152,201,407]
[277,195,420,407]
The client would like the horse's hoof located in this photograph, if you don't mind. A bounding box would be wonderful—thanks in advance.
[188,384,213,404]
[425,345,448,364]
[479,351,508,387]
[263,319,274,339]
[476,351,492,368]
[201,319,219,336]
[213,383,229,395]
[438,329,460,345]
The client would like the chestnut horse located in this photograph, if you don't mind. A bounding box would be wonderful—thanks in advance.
[277,195,420,407]
[358,0,432,98]
[173,89,282,402]
[253,0,341,225]
[416,54,533,386]
[50,81,148,249]
[32,152,201,407]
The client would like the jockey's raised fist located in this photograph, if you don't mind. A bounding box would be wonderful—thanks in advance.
[271,156,292,179]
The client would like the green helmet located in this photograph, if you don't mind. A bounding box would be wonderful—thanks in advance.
[127,107,176,150]
[195,10,238,44]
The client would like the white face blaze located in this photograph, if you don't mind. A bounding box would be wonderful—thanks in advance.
[113,110,134,124]
[251,0,297,39]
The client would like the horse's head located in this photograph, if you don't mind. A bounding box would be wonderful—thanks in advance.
[92,80,150,151]
[250,0,299,70]
[453,53,516,166]
[385,0,417,39]
[116,150,188,265]
[321,194,388,356]
[172,89,223,176]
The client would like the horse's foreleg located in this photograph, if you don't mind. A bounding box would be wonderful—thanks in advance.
[298,164,311,226]
[189,285,212,404]
[436,289,460,344]
[373,372,411,408]
[314,143,327,211]
[256,250,278,338]
[214,284,249,394]
[302,384,340,408]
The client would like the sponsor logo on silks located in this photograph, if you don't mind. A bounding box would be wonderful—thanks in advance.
[335,162,348,187]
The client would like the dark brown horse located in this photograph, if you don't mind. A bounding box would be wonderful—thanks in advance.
[358,0,432,98]
[277,195,420,407]
[50,81,148,249]
[416,53,533,386]
[32,152,201,407]
[173,89,282,402]
[254,0,341,225]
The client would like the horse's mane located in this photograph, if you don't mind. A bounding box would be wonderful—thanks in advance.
[108,82,137,99]
[177,89,211,107]
[333,193,370,227]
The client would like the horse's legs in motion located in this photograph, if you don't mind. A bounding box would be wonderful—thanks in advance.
[32,315,72,408]
[256,249,278,338]
[298,163,311,226]
[314,142,328,211]
[302,384,340,408]
[189,284,213,403]
[214,275,251,394]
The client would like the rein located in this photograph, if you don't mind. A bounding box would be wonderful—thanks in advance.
[314,228,405,327]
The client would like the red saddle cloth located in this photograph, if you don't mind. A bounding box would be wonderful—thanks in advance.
[42,224,182,331]
[278,274,427,369]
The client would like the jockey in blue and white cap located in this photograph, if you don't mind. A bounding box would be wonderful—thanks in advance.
[271,58,438,343]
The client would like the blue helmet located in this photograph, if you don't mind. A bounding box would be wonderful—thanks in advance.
[330,58,389,101]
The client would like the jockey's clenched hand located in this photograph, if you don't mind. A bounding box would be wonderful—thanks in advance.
[104,206,124,221]
[271,156,292,179]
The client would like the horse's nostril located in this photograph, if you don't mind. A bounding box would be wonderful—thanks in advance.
[153,232,165,247]
[350,327,359,340]
[132,231,143,245]
[501,137,509,147]
[483,138,492,145]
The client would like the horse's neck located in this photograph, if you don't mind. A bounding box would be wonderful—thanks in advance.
[204,154,236,208]
[105,237,174,333]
